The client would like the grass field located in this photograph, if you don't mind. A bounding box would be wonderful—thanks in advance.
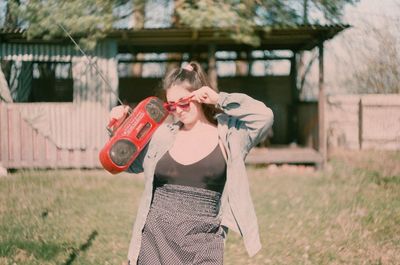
[0,150,399,265]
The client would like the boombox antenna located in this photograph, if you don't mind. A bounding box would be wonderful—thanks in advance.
[58,23,124,106]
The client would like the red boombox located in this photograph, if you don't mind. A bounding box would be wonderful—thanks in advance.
[99,97,169,174]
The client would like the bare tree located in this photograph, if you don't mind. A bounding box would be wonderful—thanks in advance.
[131,0,146,77]
[352,23,400,94]
[329,17,400,94]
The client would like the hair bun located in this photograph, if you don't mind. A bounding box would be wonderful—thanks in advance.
[183,64,193,71]
[189,62,197,72]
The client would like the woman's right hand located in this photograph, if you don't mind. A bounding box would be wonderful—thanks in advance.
[109,105,130,122]
[108,105,130,131]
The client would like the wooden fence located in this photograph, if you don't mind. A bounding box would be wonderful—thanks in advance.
[327,94,400,150]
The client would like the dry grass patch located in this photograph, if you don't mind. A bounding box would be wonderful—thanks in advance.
[0,150,399,264]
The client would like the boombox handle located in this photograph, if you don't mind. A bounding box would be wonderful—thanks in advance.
[106,108,133,137]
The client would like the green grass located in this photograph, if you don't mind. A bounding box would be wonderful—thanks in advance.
[0,150,399,264]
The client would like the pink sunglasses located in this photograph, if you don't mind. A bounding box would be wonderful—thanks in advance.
[164,95,194,112]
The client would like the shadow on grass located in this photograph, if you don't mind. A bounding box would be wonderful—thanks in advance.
[0,240,66,260]
[62,230,98,265]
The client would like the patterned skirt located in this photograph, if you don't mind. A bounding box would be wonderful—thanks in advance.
[137,184,225,265]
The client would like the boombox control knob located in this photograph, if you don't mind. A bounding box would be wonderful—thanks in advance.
[146,98,167,123]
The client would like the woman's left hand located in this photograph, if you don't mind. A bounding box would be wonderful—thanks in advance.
[190,86,219,105]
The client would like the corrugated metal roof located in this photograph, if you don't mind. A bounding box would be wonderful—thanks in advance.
[113,24,349,52]
[0,24,350,52]
[0,27,25,34]
[0,41,117,61]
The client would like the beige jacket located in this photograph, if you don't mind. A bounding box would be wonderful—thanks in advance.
[127,92,274,264]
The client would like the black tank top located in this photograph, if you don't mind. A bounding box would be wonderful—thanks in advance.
[154,144,227,193]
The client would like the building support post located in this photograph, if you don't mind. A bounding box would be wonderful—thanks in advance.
[208,45,218,89]
[318,42,327,169]
[289,52,299,144]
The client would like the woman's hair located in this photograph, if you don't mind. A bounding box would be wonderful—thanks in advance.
[159,61,221,125]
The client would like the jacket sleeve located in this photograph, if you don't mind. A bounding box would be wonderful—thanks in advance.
[216,92,274,149]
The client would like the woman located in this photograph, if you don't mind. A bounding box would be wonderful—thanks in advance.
[110,62,274,265]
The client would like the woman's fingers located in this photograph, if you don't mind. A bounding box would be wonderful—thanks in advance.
[194,93,207,102]
[190,86,218,105]
[109,105,129,121]
[193,93,205,103]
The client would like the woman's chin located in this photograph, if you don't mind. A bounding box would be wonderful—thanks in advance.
[180,117,195,126]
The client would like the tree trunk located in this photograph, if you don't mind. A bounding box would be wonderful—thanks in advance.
[165,0,184,73]
[131,0,145,77]
[303,0,309,24]
[1,0,21,101]
[4,0,20,27]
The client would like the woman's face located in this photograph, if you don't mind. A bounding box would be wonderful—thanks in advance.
[166,83,202,125]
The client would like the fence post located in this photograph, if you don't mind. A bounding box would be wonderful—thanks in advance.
[317,42,326,169]
[358,98,363,150]
[208,44,218,90]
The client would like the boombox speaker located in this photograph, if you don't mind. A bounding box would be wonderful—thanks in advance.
[99,97,169,174]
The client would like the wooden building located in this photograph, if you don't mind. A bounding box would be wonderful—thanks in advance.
[0,24,348,169]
